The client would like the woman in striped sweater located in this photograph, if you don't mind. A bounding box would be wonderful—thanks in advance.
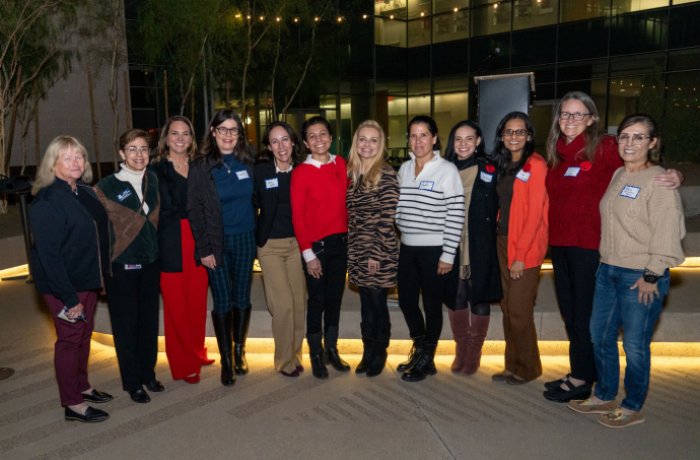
[395,115,465,382]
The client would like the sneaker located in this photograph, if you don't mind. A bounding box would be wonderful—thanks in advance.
[567,397,617,414]
[598,409,645,429]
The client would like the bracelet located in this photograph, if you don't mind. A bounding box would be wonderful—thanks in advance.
[643,269,660,284]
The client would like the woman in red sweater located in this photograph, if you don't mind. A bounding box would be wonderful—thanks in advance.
[491,112,548,385]
[290,116,350,379]
[543,91,682,402]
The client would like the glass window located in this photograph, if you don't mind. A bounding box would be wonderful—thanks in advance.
[433,10,470,43]
[511,27,557,66]
[663,70,700,161]
[408,0,432,18]
[513,0,559,30]
[557,19,609,61]
[610,10,667,54]
[472,1,512,37]
[433,77,469,139]
[433,40,470,74]
[434,0,470,14]
[376,0,408,18]
[469,35,510,72]
[408,18,432,46]
[560,0,609,22]
[669,3,700,48]
[668,48,700,71]
[673,0,699,4]
[612,0,669,14]
[375,17,407,47]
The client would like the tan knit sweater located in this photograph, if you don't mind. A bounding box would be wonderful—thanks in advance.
[599,165,685,274]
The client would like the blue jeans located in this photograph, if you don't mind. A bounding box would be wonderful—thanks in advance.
[590,263,669,411]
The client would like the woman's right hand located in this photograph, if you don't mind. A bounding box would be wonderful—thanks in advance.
[201,254,217,269]
[67,303,84,320]
[306,258,323,279]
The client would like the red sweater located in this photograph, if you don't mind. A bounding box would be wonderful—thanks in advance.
[546,134,622,250]
[290,155,349,257]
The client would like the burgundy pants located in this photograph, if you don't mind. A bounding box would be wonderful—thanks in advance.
[43,291,98,407]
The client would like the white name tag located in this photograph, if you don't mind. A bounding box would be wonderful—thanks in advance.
[418,181,434,191]
[265,178,279,189]
[516,170,530,182]
[480,171,493,183]
[564,167,580,177]
[620,185,641,199]
[236,170,250,180]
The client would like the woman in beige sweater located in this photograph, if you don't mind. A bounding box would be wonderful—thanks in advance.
[568,114,685,428]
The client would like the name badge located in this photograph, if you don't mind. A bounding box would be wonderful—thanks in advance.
[124,264,142,270]
[117,189,132,202]
[620,185,641,199]
[265,178,279,189]
[564,167,580,177]
[516,170,530,182]
[480,171,493,183]
[236,170,250,180]
[418,181,434,191]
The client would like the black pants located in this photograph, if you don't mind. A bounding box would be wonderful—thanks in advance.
[359,287,391,342]
[398,244,451,343]
[105,261,160,391]
[550,246,599,383]
[304,233,347,335]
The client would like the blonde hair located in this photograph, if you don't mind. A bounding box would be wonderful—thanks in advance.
[347,120,387,190]
[32,135,92,195]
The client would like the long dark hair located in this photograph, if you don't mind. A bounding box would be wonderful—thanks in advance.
[492,111,535,176]
[444,120,485,164]
[408,115,441,152]
[197,109,253,165]
[259,121,303,166]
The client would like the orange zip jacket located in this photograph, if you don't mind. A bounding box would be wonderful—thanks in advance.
[507,153,549,269]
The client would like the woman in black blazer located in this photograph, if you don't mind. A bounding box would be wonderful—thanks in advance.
[253,121,307,377]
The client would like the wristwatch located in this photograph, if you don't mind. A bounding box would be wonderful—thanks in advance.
[643,269,660,284]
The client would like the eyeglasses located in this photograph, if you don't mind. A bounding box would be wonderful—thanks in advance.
[617,133,651,145]
[125,146,150,154]
[502,129,528,137]
[215,126,240,136]
[559,112,590,121]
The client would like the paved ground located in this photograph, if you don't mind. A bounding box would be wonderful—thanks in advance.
[1,271,699,459]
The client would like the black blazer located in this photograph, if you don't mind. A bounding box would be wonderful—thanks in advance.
[187,157,224,263]
[151,160,188,272]
[253,160,291,247]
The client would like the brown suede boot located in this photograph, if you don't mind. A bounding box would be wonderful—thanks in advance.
[461,312,489,375]
[448,309,470,373]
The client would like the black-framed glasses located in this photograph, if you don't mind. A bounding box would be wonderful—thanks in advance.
[215,126,240,136]
[559,112,590,121]
[617,133,651,145]
[502,129,528,137]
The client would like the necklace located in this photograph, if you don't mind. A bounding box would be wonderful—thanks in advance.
[222,154,234,174]
[168,156,189,171]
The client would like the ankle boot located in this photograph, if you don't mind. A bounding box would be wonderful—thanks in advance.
[448,309,470,373]
[324,326,350,372]
[233,308,251,375]
[461,312,489,375]
[366,332,390,377]
[211,312,235,386]
[397,335,424,372]
[401,340,437,382]
[355,336,369,374]
[307,332,328,379]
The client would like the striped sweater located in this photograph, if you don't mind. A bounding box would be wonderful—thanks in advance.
[396,152,465,264]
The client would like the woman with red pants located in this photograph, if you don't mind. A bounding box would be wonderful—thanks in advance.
[152,116,214,384]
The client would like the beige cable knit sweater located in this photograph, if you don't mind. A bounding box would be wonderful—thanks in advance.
[599,165,685,274]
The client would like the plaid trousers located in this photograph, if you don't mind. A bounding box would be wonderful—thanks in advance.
[207,231,256,313]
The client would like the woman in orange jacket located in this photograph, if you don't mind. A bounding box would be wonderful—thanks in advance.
[490,112,549,385]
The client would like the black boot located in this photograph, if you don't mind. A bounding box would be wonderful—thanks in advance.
[324,326,350,372]
[401,340,437,382]
[307,332,328,379]
[211,312,235,386]
[397,335,424,372]
[233,308,251,375]
[367,329,390,377]
[355,322,371,374]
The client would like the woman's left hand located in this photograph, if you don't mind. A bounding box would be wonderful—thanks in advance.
[367,258,380,275]
[510,261,525,280]
[631,276,659,305]
[654,169,684,189]
[437,261,453,275]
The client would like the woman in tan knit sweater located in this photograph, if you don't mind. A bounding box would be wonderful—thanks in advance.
[568,114,685,428]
